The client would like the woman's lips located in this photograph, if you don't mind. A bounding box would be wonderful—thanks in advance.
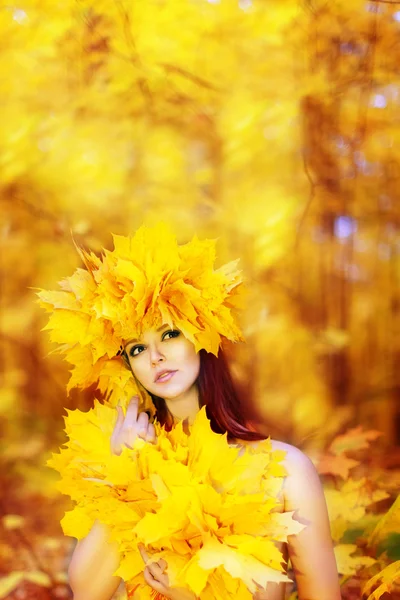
[156,370,177,383]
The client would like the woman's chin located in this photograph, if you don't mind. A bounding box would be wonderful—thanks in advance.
[151,384,190,400]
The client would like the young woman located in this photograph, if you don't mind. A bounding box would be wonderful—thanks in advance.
[68,322,341,600]
[38,223,341,600]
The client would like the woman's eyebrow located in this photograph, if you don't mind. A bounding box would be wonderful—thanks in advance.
[125,324,173,345]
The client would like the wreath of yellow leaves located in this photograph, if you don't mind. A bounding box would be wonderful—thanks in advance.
[37,222,246,411]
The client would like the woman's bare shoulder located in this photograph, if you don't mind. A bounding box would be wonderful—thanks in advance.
[234,438,315,487]
[236,438,307,466]
[270,439,312,470]
[270,439,323,512]
[254,440,318,508]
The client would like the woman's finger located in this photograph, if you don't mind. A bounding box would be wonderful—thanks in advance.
[110,406,124,453]
[143,566,169,591]
[138,544,165,569]
[145,423,156,443]
[137,544,166,571]
[146,560,166,578]
[124,396,139,429]
[138,544,170,591]
[114,405,124,431]
[136,411,149,438]
[138,542,150,564]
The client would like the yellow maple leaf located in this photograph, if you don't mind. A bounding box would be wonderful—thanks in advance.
[368,495,400,548]
[329,426,383,455]
[362,560,400,600]
[334,544,376,575]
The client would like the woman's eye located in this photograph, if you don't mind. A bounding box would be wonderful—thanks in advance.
[129,345,145,357]
[163,330,180,340]
[127,330,180,357]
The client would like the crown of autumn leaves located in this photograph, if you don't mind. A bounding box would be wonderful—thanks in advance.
[37,222,246,409]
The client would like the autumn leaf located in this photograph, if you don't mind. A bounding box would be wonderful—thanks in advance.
[329,426,383,456]
[324,478,390,524]
[334,543,376,575]
[368,495,400,548]
[317,453,359,479]
[361,560,400,600]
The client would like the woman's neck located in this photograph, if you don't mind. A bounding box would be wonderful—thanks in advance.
[164,383,200,426]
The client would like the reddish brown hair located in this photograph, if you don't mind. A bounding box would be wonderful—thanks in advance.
[133,347,266,442]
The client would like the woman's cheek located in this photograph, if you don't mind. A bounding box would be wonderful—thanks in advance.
[130,361,152,389]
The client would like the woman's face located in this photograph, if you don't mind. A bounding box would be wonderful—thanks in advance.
[124,323,201,399]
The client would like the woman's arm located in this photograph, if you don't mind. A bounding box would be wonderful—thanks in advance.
[68,397,157,600]
[283,447,341,600]
[68,520,122,600]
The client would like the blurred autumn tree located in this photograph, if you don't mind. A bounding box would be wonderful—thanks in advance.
[0,0,399,599]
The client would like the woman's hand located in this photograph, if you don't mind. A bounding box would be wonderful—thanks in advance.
[110,396,157,456]
[138,543,197,600]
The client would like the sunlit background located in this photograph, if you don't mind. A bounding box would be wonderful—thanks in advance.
[0,1,399,599]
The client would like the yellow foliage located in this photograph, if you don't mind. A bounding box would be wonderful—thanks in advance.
[362,560,400,600]
[368,495,400,548]
[334,543,376,575]
[1,0,399,596]
[47,403,304,598]
[329,426,383,456]
[0,570,52,599]
[325,477,390,538]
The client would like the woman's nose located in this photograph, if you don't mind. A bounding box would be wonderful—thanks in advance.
[149,346,165,365]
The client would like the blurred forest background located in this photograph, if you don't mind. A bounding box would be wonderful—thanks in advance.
[0,0,399,598]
